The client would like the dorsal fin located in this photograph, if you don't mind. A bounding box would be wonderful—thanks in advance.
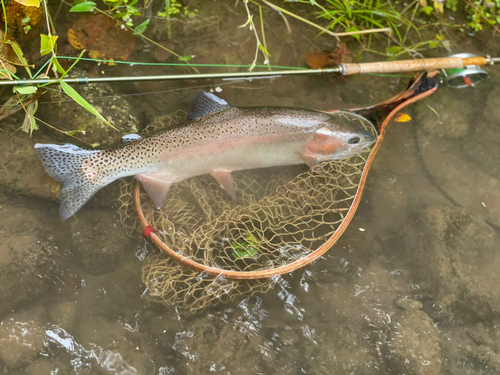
[188,91,232,120]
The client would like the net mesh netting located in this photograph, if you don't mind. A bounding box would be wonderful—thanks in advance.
[119,110,377,314]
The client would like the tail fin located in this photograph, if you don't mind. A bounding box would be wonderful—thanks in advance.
[35,143,102,220]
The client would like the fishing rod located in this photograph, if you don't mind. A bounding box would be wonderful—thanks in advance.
[0,54,498,87]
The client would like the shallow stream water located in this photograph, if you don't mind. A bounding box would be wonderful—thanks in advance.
[1,2,500,374]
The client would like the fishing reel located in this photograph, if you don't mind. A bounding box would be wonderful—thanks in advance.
[442,53,490,88]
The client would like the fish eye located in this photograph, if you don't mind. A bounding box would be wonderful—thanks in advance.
[348,136,360,145]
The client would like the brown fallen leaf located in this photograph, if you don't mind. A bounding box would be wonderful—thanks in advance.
[305,43,352,69]
[68,14,136,63]
[0,31,19,79]
[305,50,329,69]
[2,0,43,30]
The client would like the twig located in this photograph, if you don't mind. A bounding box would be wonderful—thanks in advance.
[239,0,270,71]
[0,56,35,68]
[0,91,44,122]
[34,116,96,147]
[263,0,392,40]
[262,0,339,41]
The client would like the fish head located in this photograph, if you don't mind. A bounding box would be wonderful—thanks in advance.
[306,112,375,161]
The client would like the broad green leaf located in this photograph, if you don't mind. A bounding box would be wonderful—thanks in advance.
[133,19,150,35]
[69,1,97,12]
[60,81,118,130]
[13,0,40,7]
[40,34,58,56]
[13,86,37,95]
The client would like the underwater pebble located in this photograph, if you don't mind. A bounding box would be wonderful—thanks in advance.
[395,296,423,310]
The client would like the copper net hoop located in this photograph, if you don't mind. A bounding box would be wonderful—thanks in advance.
[134,75,439,280]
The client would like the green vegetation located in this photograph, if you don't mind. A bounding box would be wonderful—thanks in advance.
[232,234,260,259]
[0,0,498,137]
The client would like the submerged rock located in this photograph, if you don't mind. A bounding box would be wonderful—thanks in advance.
[385,309,442,375]
[68,209,140,275]
[0,201,62,316]
[0,114,60,201]
[24,358,70,375]
[0,113,125,208]
[48,300,79,333]
[415,88,471,139]
[37,70,139,147]
[403,206,499,317]
[0,307,46,368]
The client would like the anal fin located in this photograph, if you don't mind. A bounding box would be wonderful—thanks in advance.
[298,151,319,168]
[135,173,173,209]
[211,170,236,201]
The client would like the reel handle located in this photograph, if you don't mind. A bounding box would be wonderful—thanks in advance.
[339,56,488,75]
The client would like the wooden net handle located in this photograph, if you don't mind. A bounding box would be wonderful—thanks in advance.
[339,56,488,76]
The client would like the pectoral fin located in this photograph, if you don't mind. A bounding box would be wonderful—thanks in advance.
[135,174,173,209]
[299,152,319,168]
[210,170,236,201]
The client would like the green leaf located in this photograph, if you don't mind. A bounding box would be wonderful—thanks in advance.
[59,81,118,130]
[257,44,271,56]
[13,86,37,95]
[51,57,67,75]
[40,34,58,56]
[386,45,403,55]
[133,19,150,35]
[344,26,360,40]
[178,55,195,62]
[69,1,97,12]
[421,6,433,15]
[231,234,259,259]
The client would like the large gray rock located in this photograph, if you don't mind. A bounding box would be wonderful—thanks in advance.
[385,309,443,375]
[403,207,499,317]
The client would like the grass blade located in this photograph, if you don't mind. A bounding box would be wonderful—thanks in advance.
[59,81,117,130]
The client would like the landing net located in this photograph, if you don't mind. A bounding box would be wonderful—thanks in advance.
[118,110,377,313]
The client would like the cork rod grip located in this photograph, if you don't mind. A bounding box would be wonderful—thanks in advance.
[339,57,487,76]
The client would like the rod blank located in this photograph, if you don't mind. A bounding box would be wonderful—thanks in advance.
[0,56,497,87]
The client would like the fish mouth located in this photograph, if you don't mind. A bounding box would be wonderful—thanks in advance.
[363,132,376,144]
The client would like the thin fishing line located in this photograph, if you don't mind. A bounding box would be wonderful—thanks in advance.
[5,79,247,107]
[32,56,307,78]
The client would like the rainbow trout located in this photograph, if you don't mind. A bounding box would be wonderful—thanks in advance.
[35,91,375,220]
